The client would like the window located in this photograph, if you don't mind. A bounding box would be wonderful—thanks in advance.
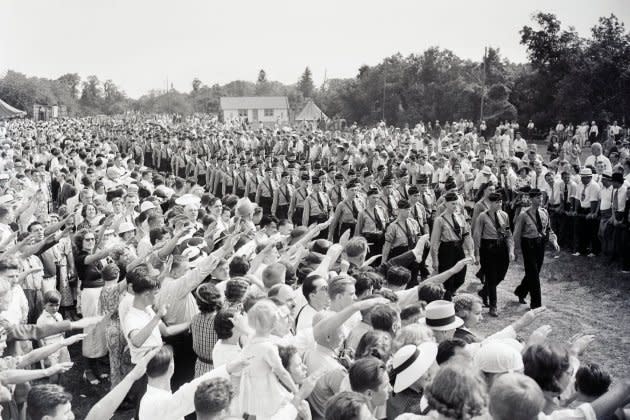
[238,109,248,117]
[264,109,274,117]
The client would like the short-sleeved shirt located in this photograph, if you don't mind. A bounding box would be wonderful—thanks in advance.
[573,181,600,209]
[123,306,162,364]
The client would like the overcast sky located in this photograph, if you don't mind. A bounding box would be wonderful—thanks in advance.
[2,0,629,98]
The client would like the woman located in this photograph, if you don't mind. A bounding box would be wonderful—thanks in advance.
[98,263,127,389]
[397,362,488,420]
[190,283,223,377]
[73,228,122,385]
[77,203,104,231]
[523,344,577,414]
[212,308,249,368]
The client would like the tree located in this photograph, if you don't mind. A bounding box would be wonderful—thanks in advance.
[80,75,103,111]
[192,78,202,93]
[297,67,315,99]
[57,73,81,98]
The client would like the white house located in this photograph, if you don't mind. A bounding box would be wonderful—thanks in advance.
[220,96,289,125]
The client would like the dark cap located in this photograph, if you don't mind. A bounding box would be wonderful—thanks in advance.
[311,176,321,185]
[518,186,532,194]
[444,191,458,202]
[346,179,360,189]
[367,187,379,197]
[334,173,345,181]
[381,178,392,187]
[408,186,419,195]
[300,174,310,181]
[488,192,502,202]
[264,166,272,172]
[281,171,289,178]
[398,199,411,209]
[529,188,543,198]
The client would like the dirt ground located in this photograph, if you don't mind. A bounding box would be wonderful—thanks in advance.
[59,247,630,419]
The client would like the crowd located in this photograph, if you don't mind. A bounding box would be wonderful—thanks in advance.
[0,114,628,420]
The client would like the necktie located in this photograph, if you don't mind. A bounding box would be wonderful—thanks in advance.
[452,215,461,237]
[563,183,568,204]
[612,188,618,212]
[535,209,543,234]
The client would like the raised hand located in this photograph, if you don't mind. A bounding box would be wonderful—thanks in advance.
[71,316,104,330]
[63,333,87,346]
[47,362,74,376]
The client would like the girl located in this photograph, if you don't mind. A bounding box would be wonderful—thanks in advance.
[238,299,299,418]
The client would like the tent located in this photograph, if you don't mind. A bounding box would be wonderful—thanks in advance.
[0,98,27,120]
[295,99,329,122]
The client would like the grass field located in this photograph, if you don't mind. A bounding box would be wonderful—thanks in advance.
[59,247,630,420]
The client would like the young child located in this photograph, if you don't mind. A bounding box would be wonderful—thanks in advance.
[36,290,71,367]
[238,299,299,418]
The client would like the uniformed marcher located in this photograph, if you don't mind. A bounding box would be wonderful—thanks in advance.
[256,166,276,215]
[473,191,515,317]
[329,173,346,208]
[355,187,388,262]
[302,176,331,238]
[288,174,310,227]
[382,199,421,263]
[513,188,560,309]
[245,163,260,203]
[232,160,249,198]
[329,179,362,243]
[417,174,436,231]
[407,186,430,235]
[272,171,292,220]
[378,176,398,222]
[430,191,475,300]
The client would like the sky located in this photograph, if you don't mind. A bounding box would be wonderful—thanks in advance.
[2,0,629,99]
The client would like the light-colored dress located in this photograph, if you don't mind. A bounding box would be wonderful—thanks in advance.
[238,336,291,419]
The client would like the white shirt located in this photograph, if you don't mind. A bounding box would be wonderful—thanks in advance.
[295,303,318,332]
[122,306,163,364]
[138,365,229,420]
[584,154,612,173]
[573,181,600,209]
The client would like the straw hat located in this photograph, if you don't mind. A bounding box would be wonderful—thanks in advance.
[419,300,464,331]
[391,343,438,393]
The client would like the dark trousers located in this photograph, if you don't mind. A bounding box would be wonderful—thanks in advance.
[163,331,196,391]
[259,196,273,215]
[515,237,545,308]
[575,209,601,255]
[438,240,466,300]
[480,239,510,308]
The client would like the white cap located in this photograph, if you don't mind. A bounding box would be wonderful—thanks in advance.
[117,222,136,235]
[474,339,524,374]
[140,201,156,213]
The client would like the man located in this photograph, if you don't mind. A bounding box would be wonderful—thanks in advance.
[382,199,420,263]
[407,186,430,236]
[26,384,74,420]
[348,357,391,417]
[549,171,576,250]
[288,173,310,227]
[302,176,331,236]
[271,171,292,220]
[571,168,601,257]
[232,160,248,198]
[329,173,346,209]
[255,166,275,215]
[584,143,612,174]
[295,274,330,332]
[329,179,362,243]
[513,189,559,309]
[355,188,388,261]
[377,177,397,222]
[512,132,528,159]
[473,192,514,317]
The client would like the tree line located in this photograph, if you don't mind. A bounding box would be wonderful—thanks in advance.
[1,13,628,129]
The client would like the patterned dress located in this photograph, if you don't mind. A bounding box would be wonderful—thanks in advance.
[190,311,217,377]
[99,282,126,388]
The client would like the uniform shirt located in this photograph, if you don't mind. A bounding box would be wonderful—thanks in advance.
[473,210,513,248]
[328,185,346,208]
[334,198,362,224]
[357,206,388,234]
[409,201,428,228]
[513,207,554,240]
[385,218,421,249]
[599,186,614,211]
[304,191,330,216]
[573,181,600,209]
[431,212,470,244]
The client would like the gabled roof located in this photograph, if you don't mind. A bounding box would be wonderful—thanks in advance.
[220,96,289,110]
[0,98,26,120]
[295,99,329,122]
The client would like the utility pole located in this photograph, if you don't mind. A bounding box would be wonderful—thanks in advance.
[480,47,487,123]
[382,72,386,122]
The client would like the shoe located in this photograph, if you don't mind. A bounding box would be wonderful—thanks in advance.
[587,253,596,257]
[477,290,489,307]
[99,372,110,380]
[83,370,100,385]
[518,297,527,304]
[572,252,581,256]
[489,307,498,317]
